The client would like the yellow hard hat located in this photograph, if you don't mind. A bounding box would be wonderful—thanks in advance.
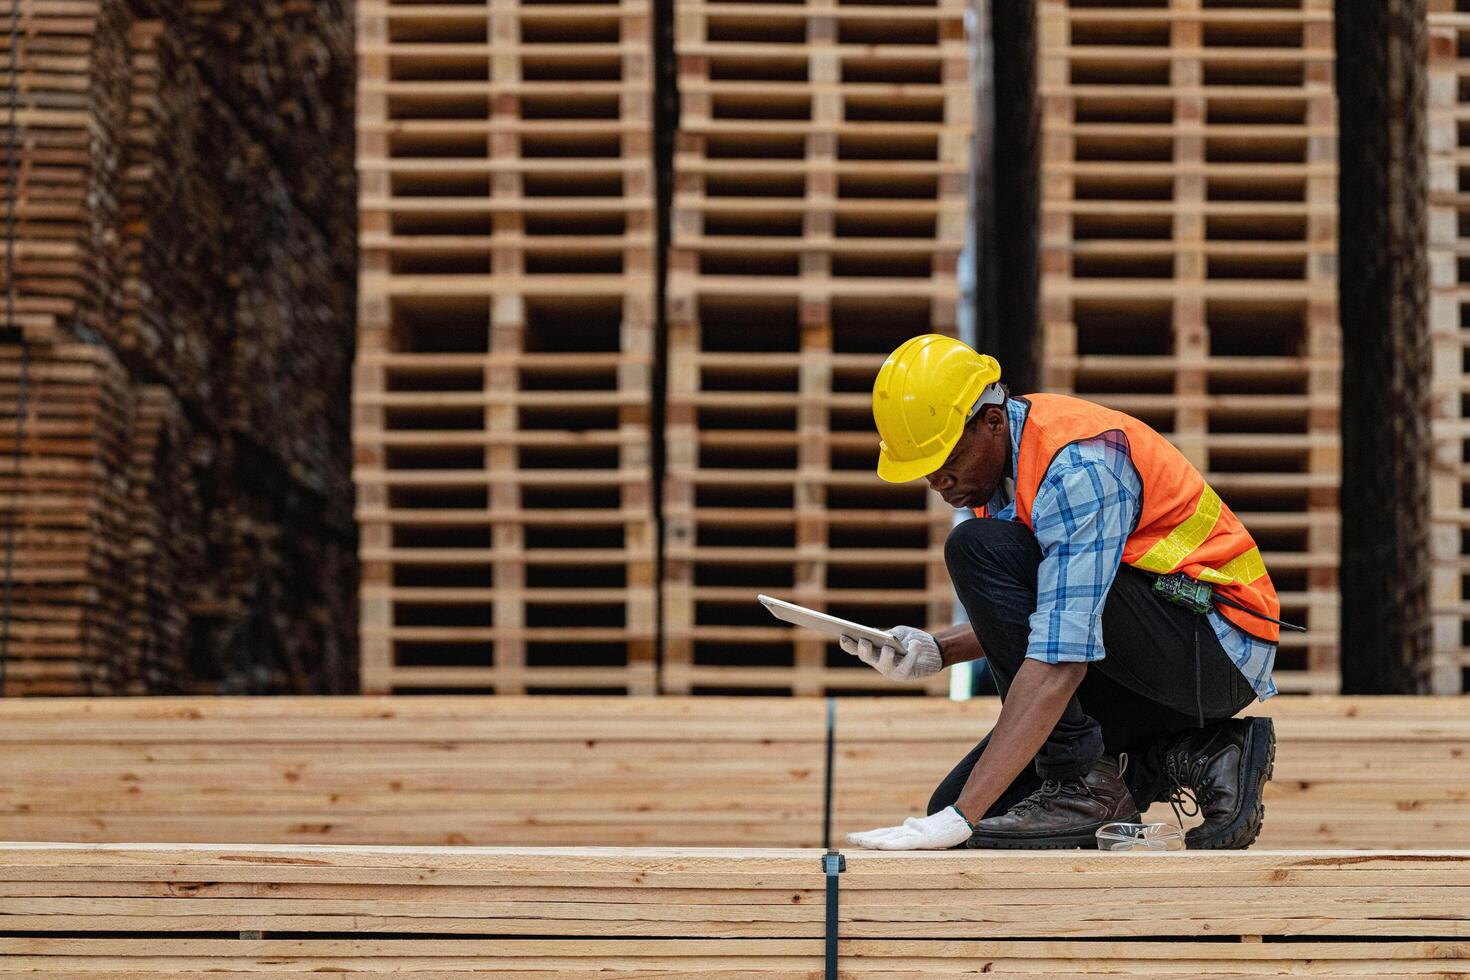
[872,335,1002,483]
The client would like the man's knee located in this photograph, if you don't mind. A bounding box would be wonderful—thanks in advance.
[944,517,1040,581]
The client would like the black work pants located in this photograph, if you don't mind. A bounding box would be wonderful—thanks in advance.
[928,517,1256,819]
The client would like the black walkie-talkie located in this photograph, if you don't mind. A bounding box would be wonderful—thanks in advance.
[1151,572,1306,632]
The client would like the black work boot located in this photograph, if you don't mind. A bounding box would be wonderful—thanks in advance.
[966,755,1140,850]
[1152,716,1276,850]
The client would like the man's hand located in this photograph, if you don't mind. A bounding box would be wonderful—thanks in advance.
[840,626,943,681]
[846,806,973,850]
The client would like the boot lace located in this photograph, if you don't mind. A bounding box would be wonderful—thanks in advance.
[1011,777,1092,815]
[1163,751,1216,829]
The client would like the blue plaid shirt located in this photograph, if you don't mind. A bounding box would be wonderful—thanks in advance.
[984,398,1278,701]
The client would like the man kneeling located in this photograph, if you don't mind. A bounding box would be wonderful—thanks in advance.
[843,335,1284,851]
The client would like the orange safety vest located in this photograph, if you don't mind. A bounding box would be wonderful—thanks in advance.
[976,393,1281,643]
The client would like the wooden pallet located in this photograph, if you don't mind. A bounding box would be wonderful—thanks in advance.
[0,843,1465,978]
[1429,1,1470,695]
[3,695,1465,849]
[355,0,657,694]
[1037,1,1340,694]
[664,0,972,696]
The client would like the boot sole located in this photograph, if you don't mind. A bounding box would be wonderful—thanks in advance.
[1187,717,1276,850]
[966,812,1142,851]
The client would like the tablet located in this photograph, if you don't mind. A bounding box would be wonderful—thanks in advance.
[756,594,897,648]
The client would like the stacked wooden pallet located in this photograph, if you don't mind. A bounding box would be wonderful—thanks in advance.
[662,0,972,695]
[1036,1,1340,692]
[0,343,131,695]
[354,0,658,694]
[4,695,1466,849]
[1429,1,1470,695]
[0,843,1465,977]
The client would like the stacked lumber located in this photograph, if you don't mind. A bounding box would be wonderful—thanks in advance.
[662,0,972,695]
[176,0,354,254]
[354,0,658,693]
[121,14,354,505]
[120,386,201,694]
[0,343,131,696]
[180,438,356,695]
[0,0,132,339]
[1036,1,1341,692]
[1,2,356,693]
[0,696,829,845]
[0,843,1466,978]
[116,18,218,405]
[2,695,1465,849]
[1429,2,1470,695]
[834,696,1470,850]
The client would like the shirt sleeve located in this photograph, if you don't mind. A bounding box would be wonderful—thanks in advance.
[1025,437,1142,664]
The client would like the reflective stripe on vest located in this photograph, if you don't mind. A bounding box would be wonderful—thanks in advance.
[994,393,1281,643]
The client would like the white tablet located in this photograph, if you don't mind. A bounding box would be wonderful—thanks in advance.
[756,594,897,648]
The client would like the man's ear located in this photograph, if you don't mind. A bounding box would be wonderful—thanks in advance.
[982,404,1006,432]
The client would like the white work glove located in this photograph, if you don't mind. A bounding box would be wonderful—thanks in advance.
[839,625,943,681]
[846,806,974,850]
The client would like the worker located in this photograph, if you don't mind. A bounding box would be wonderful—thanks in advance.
[843,335,1281,850]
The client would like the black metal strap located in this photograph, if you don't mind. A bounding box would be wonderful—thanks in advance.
[822,849,845,980]
[822,696,836,849]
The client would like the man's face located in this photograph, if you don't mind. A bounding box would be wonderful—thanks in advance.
[923,404,1009,510]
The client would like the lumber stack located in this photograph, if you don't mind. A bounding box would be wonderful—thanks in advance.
[1036,1,1341,692]
[0,343,131,695]
[1429,2,1470,695]
[662,0,972,695]
[116,18,218,408]
[354,0,658,694]
[0,843,1466,978]
[2,695,1466,849]
[178,0,355,255]
[0,0,132,340]
[120,386,200,694]
[0,2,357,693]
[0,696,830,845]
[834,696,1470,850]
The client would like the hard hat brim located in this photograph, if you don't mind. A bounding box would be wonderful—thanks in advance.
[876,438,959,485]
